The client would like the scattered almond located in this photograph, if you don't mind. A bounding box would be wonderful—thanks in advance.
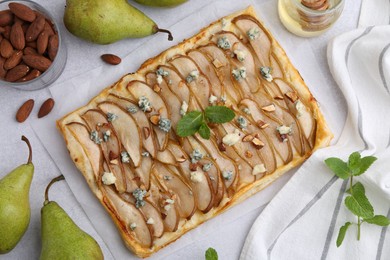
[143,127,151,139]
[285,91,299,102]
[245,150,253,158]
[8,3,36,22]
[274,95,284,100]
[153,84,161,93]
[242,134,254,142]
[212,58,223,68]
[257,120,269,129]
[252,137,265,149]
[23,54,52,72]
[38,98,55,118]
[189,163,199,171]
[261,104,276,112]
[109,151,118,160]
[101,54,121,65]
[16,99,34,123]
[5,64,29,82]
[218,141,226,152]
[150,115,160,125]
[110,159,119,165]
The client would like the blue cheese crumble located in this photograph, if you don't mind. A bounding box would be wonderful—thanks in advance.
[90,130,102,144]
[247,27,260,40]
[142,151,150,157]
[127,105,138,114]
[130,223,137,231]
[138,96,152,112]
[232,67,247,81]
[132,188,147,208]
[186,70,199,83]
[190,149,203,163]
[217,36,231,50]
[234,50,247,62]
[237,116,247,129]
[222,170,233,181]
[242,107,251,115]
[202,163,213,172]
[121,151,130,163]
[156,67,169,77]
[103,130,111,142]
[107,112,118,122]
[159,118,171,132]
[260,67,273,82]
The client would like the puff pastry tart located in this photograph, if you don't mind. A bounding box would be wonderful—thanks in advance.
[57,6,332,258]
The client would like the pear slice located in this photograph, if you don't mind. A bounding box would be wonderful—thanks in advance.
[107,94,157,158]
[232,15,272,67]
[139,200,164,238]
[187,50,224,98]
[156,149,177,166]
[134,154,152,190]
[127,80,170,151]
[98,102,142,168]
[151,163,196,219]
[169,55,211,109]
[122,164,140,193]
[103,187,152,248]
[66,122,102,180]
[270,53,284,78]
[198,157,225,208]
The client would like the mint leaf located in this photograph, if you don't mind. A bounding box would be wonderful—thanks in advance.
[354,156,377,176]
[176,111,203,137]
[346,182,365,195]
[199,123,211,140]
[205,106,235,124]
[345,191,374,219]
[348,152,361,175]
[325,158,350,179]
[365,215,390,226]
[205,247,218,260]
[336,222,352,247]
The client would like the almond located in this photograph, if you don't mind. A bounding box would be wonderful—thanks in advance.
[25,41,37,49]
[261,104,276,112]
[242,134,254,142]
[5,64,29,82]
[0,38,13,58]
[43,21,55,36]
[8,3,36,22]
[285,91,299,103]
[38,98,55,118]
[143,127,151,139]
[25,15,45,42]
[23,54,52,72]
[10,22,25,50]
[18,69,41,82]
[101,54,121,65]
[0,26,5,33]
[4,50,23,70]
[0,10,13,27]
[0,57,7,79]
[16,99,34,123]
[24,46,38,55]
[48,34,58,60]
[150,115,160,125]
[2,25,11,39]
[37,31,49,54]
[252,137,265,149]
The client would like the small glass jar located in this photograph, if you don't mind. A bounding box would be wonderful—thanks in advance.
[278,0,345,37]
[0,0,67,91]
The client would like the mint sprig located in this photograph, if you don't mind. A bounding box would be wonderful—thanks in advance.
[325,152,389,247]
[205,247,218,260]
[176,106,235,139]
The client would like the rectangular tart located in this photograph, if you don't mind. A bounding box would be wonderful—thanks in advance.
[57,6,332,258]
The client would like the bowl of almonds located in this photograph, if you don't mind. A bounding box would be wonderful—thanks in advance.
[0,0,67,90]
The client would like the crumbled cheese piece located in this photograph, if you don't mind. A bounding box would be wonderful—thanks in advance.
[90,130,102,144]
[133,188,147,208]
[277,125,292,135]
[158,118,171,132]
[130,223,137,231]
[107,112,118,122]
[209,95,218,104]
[234,50,247,62]
[180,101,188,116]
[243,107,251,115]
[237,116,247,129]
[103,130,111,142]
[295,100,305,117]
[146,218,155,225]
[121,151,130,163]
[190,149,203,163]
[156,74,163,85]
[156,67,169,77]
[252,164,267,175]
[247,27,260,40]
[102,172,116,185]
[127,105,138,114]
[222,170,233,181]
[163,175,173,181]
[220,96,227,103]
[217,36,231,50]
[221,18,227,28]
[202,163,213,172]
[168,79,173,85]
[164,204,172,211]
[212,58,224,68]
[190,171,203,183]
[232,67,247,81]
[222,129,241,146]
[142,151,150,157]
[138,96,152,112]
[186,70,199,83]
[166,199,175,204]
[260,67,273,82]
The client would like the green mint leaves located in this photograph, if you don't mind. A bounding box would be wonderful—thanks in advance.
[205,248,218,260]
[176,106,235,139]
[325,151,389,247]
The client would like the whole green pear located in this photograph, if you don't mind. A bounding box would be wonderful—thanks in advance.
[40,175,104,260]
[64,0,173,44]
[134,0,188,7]
[0,136,34,254]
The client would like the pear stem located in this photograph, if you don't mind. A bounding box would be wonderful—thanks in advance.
[157,28,173,41]
[21,135,32,164]
[44,175,65,204]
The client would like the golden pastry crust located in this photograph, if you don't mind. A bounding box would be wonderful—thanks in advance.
[57,6,332,258]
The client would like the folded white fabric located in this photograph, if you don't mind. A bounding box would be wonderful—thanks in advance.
[240,26,390,260]
[359,0,390,27]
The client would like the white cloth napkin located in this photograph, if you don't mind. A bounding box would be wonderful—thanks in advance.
[240,21,390,260]
[359,0,390,27]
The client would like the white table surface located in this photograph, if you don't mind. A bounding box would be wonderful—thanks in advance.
[0,0,361,259]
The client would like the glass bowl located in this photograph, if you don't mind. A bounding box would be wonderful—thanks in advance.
[0,0,67,90]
